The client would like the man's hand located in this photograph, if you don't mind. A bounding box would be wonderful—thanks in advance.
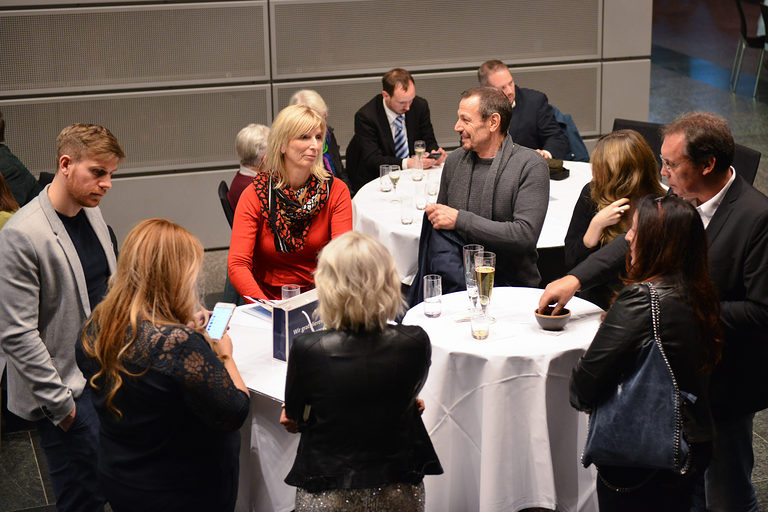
[538,275,581,315]
[535,149,553,159]
[58,405,76,432]
[416,398,425,415]
[280,407,298,433]
[432,147,447,166]
[425,203,458,230]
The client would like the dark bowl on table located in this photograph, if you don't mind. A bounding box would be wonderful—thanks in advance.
[534,306,571,331]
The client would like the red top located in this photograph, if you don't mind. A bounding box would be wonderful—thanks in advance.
[228,178,353,300]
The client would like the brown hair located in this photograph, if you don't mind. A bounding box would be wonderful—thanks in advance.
[591,129,665,244]
[382,68,414,96]
[0,173,19,213]
[625,195,722,370]
[56,123,125,169]
[662,111,734,174]
[460,86,513,134]
[477,59,509,86]
[81,218,205,417]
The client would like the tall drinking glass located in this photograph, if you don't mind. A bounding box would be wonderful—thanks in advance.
[412,140,426,181]
[474,251,496,322]
[389,165,402,194]
[463,244,483,311]
[379,164,392,192]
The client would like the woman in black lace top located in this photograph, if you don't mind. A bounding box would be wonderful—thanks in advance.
[76,218,250,512]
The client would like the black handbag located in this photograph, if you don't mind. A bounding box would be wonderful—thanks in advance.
[581,283,691,474]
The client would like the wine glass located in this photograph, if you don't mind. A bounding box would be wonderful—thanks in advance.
[474,251,496,323]
[413,140,426,181]
[463,244,483,312]
[389,165,402,194]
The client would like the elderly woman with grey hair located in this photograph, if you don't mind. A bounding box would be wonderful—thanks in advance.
[289,89,348,186]
[280,231,442,511]
[227,123,270,211]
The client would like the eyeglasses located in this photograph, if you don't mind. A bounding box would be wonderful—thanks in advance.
[659,154,686,171]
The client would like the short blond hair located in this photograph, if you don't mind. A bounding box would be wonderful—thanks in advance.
[56,123,125,169]
[265,105,328,188]
[235,123,269,168]
[289,89,328,118]
[315,232,404,331]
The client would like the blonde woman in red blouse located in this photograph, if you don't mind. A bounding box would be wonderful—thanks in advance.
[228,105,352,301]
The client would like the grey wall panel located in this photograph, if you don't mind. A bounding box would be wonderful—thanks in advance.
[100,169,235,249]
[0,2,269,96]
[270,0,601,79]
[0,85,271,176]
[273,64,601,154]
[603,0,652,59]
[601,60,651,132]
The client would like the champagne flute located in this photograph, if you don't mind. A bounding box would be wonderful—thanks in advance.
[389,165,402,194]
[413,140,426,181]
[474,251,496,323]
[463,244,483,312]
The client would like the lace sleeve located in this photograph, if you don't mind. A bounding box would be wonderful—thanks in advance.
[159,327,250,432]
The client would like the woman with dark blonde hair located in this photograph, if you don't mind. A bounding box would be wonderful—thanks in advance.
[228,104,352,301]
[565,129,664,308]
[76,218,249,512]
[570,195,722,511]
[280,231,442,511]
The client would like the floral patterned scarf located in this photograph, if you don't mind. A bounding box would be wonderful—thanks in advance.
[252,171,332,253]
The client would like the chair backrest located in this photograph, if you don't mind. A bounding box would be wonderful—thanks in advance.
[733,143,761,185]
[218,180,235,228]
[611,118,664,169]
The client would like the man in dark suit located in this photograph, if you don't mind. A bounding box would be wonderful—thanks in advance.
[539,111,768,512]
[346,68,446,193]
[478,60,570,160]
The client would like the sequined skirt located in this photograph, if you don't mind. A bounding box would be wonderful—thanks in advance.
[295,481,425,512]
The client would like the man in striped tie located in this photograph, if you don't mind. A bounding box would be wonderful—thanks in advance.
[346,68,446,194]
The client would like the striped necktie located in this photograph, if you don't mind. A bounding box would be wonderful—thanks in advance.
[393,114,408,160]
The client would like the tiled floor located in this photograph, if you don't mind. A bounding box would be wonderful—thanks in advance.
[2,1,768,510]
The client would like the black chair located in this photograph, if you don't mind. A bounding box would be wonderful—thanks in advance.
[733,143,761,185]
[218,181,235,228]
[612,118,664,169]
[731,0,766,96]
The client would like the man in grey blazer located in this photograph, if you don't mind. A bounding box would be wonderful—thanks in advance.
[425,87,549,287]
[0,124,125,511]
[539,112,768,511]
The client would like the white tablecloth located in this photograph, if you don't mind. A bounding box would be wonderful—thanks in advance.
[231,286,602,512]
[352,161,592,283]
[403,287,602,512]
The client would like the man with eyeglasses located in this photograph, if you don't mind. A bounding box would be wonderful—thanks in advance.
[539,111,768,511]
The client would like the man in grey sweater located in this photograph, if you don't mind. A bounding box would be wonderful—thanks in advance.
[425,87,549,287]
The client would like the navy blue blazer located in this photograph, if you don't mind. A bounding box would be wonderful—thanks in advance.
[508,86,570,160]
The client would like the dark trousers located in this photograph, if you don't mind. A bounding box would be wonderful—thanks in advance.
[35,387,105,512]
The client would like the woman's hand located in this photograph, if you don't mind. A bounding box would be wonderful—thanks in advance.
[280,407,298,433]
[416,398,426,415]
[188,310,210,330]
[583,197,630,248]
[212,332,234,360]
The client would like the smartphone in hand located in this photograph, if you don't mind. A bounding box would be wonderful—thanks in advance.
[205,302,236,340]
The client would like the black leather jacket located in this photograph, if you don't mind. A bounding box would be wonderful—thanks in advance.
[284,325,443,492]
[570,282,714,445]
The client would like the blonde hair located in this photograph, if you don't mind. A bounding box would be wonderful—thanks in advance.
[235,123,270,168]
[289,89,328,118]
[314,232,404,331]
[590,129,665,244]
[56,123,125,169]
[265,105,328,188]
[81,218,205,417]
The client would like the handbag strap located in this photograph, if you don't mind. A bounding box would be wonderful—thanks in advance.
[646,282,690,474]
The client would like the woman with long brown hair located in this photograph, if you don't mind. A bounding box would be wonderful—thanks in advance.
[0,173,19,230]
[76,218,250,512]
[570,195,722,511]
[565,129,664,308]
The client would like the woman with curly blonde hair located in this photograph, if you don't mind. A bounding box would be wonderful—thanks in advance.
[77,218,249,512]
[564,129,664,308]
[280,231,442,511]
